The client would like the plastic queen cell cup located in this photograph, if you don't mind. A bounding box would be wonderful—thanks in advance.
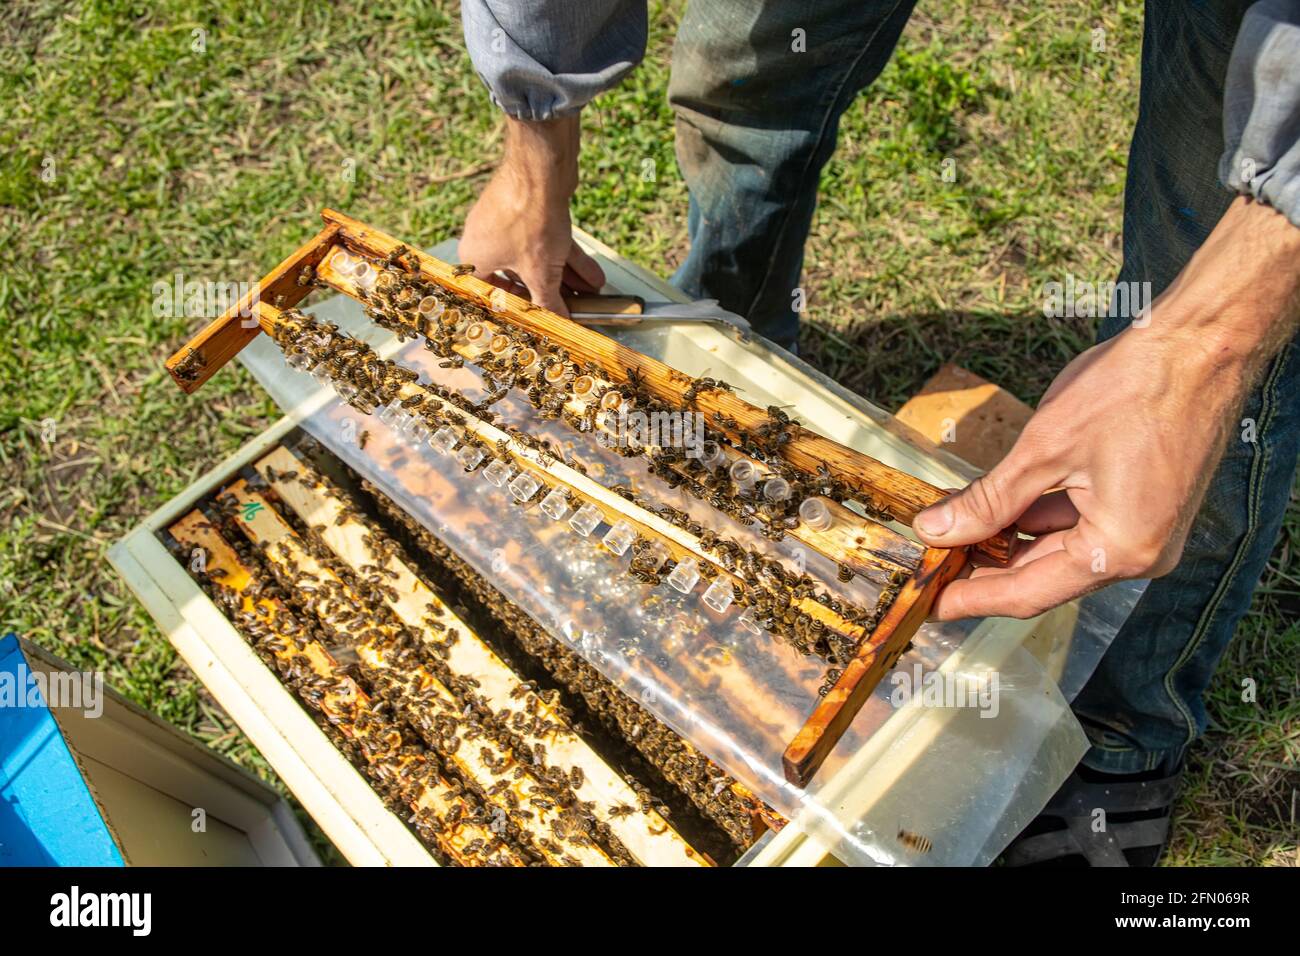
[763,477,791,502]
[483,459,512,487]
[404,418,431,445]
[729,460,756,492]
[508,473,542,503]
[798,497,834,532]
[701,578,734,614]
[515,348,540,374]
[666,558,701,594]
[462,322,489,356]
[540,489,571,521]
[571,376,596,403]
[640,541,669,573]
[602,520,636,556]
[353,260,376,290]
[456,444,485,471]
[568,503,602,537]
[431,426,458,454]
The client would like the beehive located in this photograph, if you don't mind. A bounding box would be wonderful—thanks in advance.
[110,212,1080,866]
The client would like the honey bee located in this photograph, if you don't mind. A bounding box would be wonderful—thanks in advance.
[897,829,933,854]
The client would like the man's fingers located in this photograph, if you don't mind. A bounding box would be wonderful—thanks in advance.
[480,270,524,294]
[517,265,570,316]
[565,242,606,293]
[969,528,1067,570]
[1016,489,1080,535]
[929,547,1103,621]
[913,450,1058,548]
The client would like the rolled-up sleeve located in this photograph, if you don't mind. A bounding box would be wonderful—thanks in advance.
[462,1,647,120]
[1218,0,1300,229]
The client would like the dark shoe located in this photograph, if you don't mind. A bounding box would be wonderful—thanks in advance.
[999,762,1183,867]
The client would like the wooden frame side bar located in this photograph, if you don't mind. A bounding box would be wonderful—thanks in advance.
[781,546,969,787]
[164,223,341,393]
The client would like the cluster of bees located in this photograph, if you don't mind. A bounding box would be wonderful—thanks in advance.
[185,529,514,864]
[179,444,775,862]
[187,483,666,865]
[358,475,775,851]
[272,249,915,687]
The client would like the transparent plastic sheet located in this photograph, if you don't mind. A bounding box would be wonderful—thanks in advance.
[237,258,1141,865]
[1055,580,1148,701]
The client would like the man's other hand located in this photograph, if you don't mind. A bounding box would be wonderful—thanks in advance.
[459,114,605,316]
[913,197,1300,621]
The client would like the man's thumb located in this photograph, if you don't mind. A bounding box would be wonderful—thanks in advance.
[913,459,1041,547]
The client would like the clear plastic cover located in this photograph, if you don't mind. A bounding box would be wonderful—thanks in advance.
[237,247,1142,865]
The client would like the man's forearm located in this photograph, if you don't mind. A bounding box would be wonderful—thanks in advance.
[500,114,581,197]
[459,112,604,314]
[915,195,1300,621]
[1151,197,1300,387]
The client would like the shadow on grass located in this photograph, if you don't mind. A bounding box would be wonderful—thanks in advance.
[798,308,1098,411]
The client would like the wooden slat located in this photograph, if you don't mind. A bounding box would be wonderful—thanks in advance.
[221,481,614,867]
[255,445,710,867]
[565,293,645,316]
[164,224,341,393]
[318,207,1013,562]
[782,546,968,787]
[168,511,523,867]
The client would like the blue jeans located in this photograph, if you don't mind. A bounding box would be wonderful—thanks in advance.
[669,0,1299,774]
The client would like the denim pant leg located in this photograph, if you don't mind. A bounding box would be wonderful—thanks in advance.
[1074,0,1300,774]
[668,0,918,348]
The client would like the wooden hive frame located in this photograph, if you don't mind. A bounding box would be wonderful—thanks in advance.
[165,210,1014,788]
[166,448,782,865]
[168,511,530,867]
[251,444,736,865]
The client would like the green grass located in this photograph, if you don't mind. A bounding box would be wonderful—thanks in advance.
[1,0,1294,866]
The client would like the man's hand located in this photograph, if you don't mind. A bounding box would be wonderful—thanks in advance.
[914,197,1300,620]
[459,114,605,316]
